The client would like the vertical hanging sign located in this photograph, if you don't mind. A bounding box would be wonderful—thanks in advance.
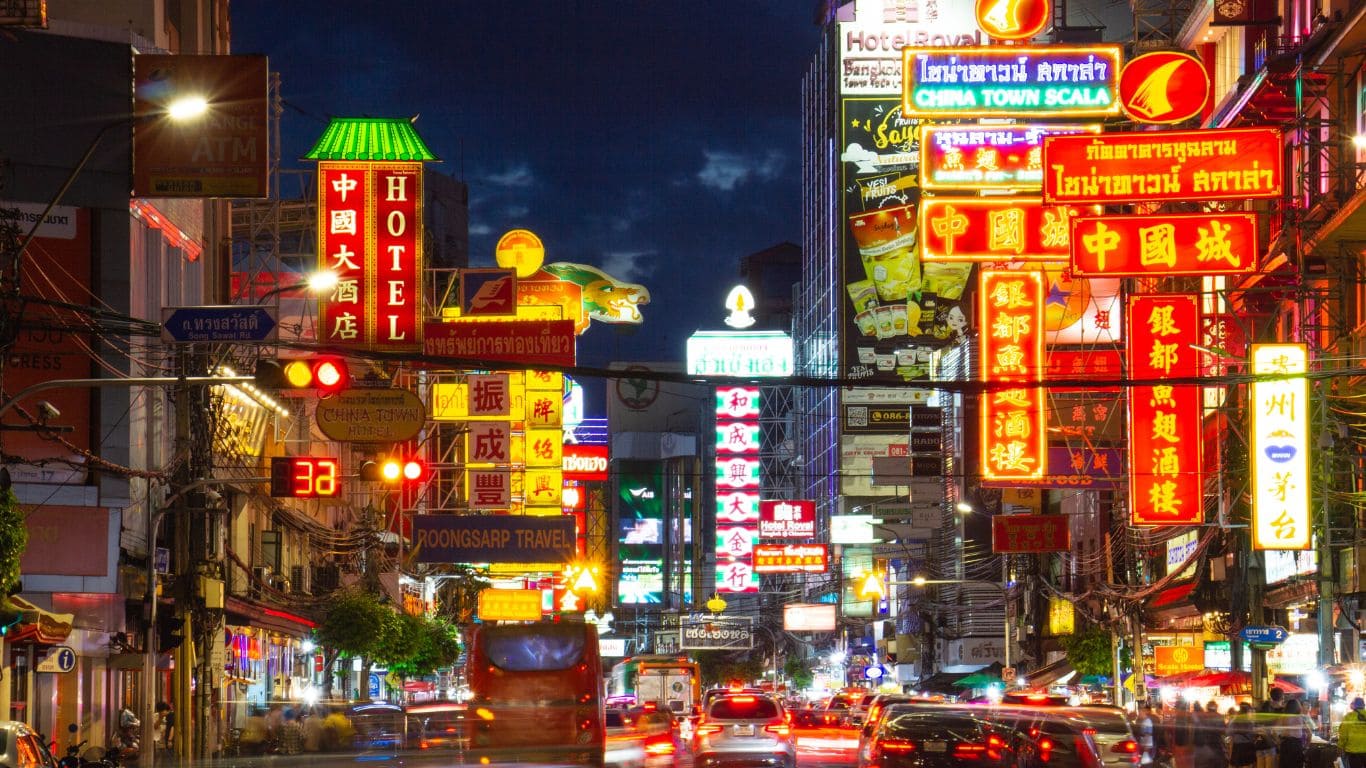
[318,162,425,351]
[1127,294,1203,526]
[1250,344,1310,550]
[979,270,1046,482]
[715,386,761,594]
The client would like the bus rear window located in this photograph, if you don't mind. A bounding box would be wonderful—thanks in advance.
[484,624,587,672]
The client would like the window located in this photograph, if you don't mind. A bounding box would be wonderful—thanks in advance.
[484,625,586,672]
[709,697,780,720]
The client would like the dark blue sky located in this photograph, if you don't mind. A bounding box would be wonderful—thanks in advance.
[230,2,823,377]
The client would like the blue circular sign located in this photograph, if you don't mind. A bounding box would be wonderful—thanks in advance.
[864,665,884,680]
[55,647,75,673]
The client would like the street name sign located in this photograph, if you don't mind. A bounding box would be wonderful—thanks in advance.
[1239,626,1289,646]
[161,306,278,343]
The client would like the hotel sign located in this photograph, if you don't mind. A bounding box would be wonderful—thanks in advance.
[920,123,1100,191]
[920,198,1092,261]
[837,0,982,95]
[1071,213,1259,277]
[901,45,1123,118]
[1043,127,1282,204]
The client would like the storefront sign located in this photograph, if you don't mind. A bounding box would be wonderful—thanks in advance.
[982,446,1124,490]
[976,0,1052,40]
[687,331,793,377]
[1251,344,1310,550]
[1118,51,1211,124]
[680,615,753,650]
[837,0,982,95]
[715,383,760,593]
[920,123,1100,191]
[901,45,1123,118]
[1154,645,1205,677]
[921,198,1091,261]
[1070,213,1258,276]
[842,404,911,433]
[315,389,425,443]
[477,589,543,621]
[562,445,608,481]
[831,515,880,545]
[992,514,1071,553]
[717,491,760,524]
[754,544,829,573]
[412,515,575,564]
[784,603,837,632]
[318,162,423,350]
[979,270,1046,481]
[1042,127,1282,204]
[1046,348,1124,391]
[759,500,817,538]
[714,560,760,594]
[1128,295,1203,526]
[423,319,576,368]
[716,422,762,454]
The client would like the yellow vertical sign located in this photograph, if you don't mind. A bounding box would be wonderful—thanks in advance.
[1250,344,1311,550]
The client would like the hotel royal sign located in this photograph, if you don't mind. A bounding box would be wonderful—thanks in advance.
[901,45,1123,118]
[308,118,436,351]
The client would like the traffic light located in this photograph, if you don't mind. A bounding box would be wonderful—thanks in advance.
[156,612,184,652]
[359,457,427,484]
[254,356,349,395]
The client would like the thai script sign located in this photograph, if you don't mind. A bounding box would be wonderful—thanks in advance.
[754,544,829,574]
[680,615,753,650]
[1071,212,1259,277]
[562,444,608,481]
[901,45,1123,118]
[1251,344,1310,550]
[412,515,576,564]
[423,319,576,368]
[686,331,793,377]
[992,514,1071,553]
[979,270,1046,481]
[920,198,1092,261]
[1042,127,1282,204]
[920,123,1100,191]
[1128,294,1203,526]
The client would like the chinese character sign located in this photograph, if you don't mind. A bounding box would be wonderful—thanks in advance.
[991,514,1071,553]
[902,45,1123,118]
[318,162,424,350]
[1070,213,1258,277]
[920,198,1092,261]
[1127,295,1203,526]
[1251,344,1310,550]
[716,384,761,593]
[753,544,829,574]
[920,123,1100,192]
[979,270,1046,481]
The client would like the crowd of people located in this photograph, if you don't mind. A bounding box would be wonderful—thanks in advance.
[1133,688,1327,768]
[232,704,356,756]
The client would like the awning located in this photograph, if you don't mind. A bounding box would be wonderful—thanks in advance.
[224,596,316,636]
[1026,657,1075,687]
[1151,582,1197,608]
[6,596,74,645]
[915,670,970,694]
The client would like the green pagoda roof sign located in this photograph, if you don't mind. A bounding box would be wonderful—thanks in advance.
[304,117,438,162]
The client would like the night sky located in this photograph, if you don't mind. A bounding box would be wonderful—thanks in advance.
[230,2,823,385]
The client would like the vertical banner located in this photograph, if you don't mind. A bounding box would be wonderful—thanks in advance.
[1250,344,1310,550]
[318,162,424,350]
[979,270,1046,482]
[715,386,761,593]
[1128,294,1203,526]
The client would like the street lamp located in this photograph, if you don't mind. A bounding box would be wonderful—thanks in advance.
[251,270,339,304]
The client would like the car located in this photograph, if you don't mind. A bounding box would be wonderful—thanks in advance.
[861,705,1031,768]
[992,707,1106,768]
[821,689,870,727]
[607,710,649,768]
[1068,707,1139,768]
[0,721,58,768]
[846,691,881,727]
[347,702,407,751]
[405,700,469,751]
[694,693,796,768]
[858,695,939,758]
[631,708,684,765]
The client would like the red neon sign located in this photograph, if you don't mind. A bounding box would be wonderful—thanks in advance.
[1070,213,1258,277]
[992,515,1071,553]
[976,0,1052,41]
[753,544,828,574]
[920,198,1091,261]
[1127,294,1203,526]
[979,270,1046,482]
[1118,51,1211,125]
[1042,127,1282,205]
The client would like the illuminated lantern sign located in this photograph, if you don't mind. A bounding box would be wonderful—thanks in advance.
[717,491,761,524]
[920,123,1100,192]
[317,162,424,350]
[976,0,1052,41]
[920,198,1092,261]
[715,457,761,489]
[715,384,761,594]
[716,526,758,559]
[991,514,1071,553]
[1042,127,1282,204]
[716,422,762,454]
[759,500,817,539]
[716,387,761,419]
[754,544,829,574]
[1250,344,1310,550]
[901,45,1123,118]
[979,270,1046,481]
[1127,294,1203,526]
[714,560,760,593]
[1070,213,1259,277]
[1118,51,1211,125]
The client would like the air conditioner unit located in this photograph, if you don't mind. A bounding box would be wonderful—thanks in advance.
[291,566,307,595]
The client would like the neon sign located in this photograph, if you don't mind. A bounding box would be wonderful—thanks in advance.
[979,270,1046,481]
[754,544,829,574]
[920,198,1091,261]
[1250,344,1310,550]
[1127,294,1202,526]
[1043,127,1282,204]
[1118,51,1211,125]
[687,331,794,377]
[715,384,761,593]
[901,45,1123,118]
[976,0,1052,41]
[1070,212,1259,276]
[920,123,1100,191]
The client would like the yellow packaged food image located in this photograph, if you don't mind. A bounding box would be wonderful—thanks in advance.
[849,204,921,301]
[873,305,897,339]
[855,309,878,337]
[846,280,879,313]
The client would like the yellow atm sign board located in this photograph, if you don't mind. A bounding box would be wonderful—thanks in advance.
[477,588,543,621]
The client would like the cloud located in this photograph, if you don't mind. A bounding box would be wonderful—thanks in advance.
[484,163,535,188]
[469,223,493,236]
[696,149,784,191]
[599,250,655,285]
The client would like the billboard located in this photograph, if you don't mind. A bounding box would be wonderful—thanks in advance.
[1251,344,1310,550]
[979,270,1046,482]
[132,54,269,198]
[920,123,1100,192]
[687,331,793,377]
[919,198,1093,261]
[617,462,664,603]
[901,45,1124,118]
[411,515,576,564]
[759,500,817,538]
[840,97,973,383]
[753,544,829,573]
[784,604,837,632]
[679,615,753,650]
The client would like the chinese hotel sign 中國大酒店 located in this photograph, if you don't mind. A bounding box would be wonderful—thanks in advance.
[919,123,1100,192]
[1127,295,1203,526]
[1041,127,1283,205]
[979,270,1047,482]
[900,46,1123,118]
[1069,212,1259,277]
[919,198,1093,261]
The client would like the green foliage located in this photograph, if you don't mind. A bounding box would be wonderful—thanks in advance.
[317,589,389,659]
[784,656,813,690]
[375,611,425,669]
[1059,626,1113,678]
[0,488,26,594]
[389,617,462,677]
[695,650,765,688]
[431,566,491,624]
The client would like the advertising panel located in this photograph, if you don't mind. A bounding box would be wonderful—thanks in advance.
[784,604,837,632]
[979,270,1047,482]
[714,560,760,593]
[840,97,974,383]
[920,198,1093,261]
[477,589,543,621]
[132,54,269,198]
[842,404,910,433]
[1048,597,1075,636]
[1118,51,1211,124]
[1042,127,1282,204]
[992,515,1071,553]
[411,515,575,564]
[981,446,1124,490]
[1154,645,1205,677]
[424,319,576,368]
[1251,344,1310,550]
[717,491,761,524]
[1128,295,1203,526]
[901,45,1123,118]
[920,124,1099,191]
[686,331,793,377]
[759,500,817,538]
[831,516,879,545]
[562,444,608,481]
[1070,213,1259,277]
[617,462,664,603]
[754,544,829,574]
[1166,530,1200,579]
[838,0,981,95]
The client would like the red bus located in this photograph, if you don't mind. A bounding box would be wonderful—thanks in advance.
[467,620,606,765]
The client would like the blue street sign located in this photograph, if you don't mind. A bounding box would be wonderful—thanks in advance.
[55,647,75,673]
[1239,626,1289,645]
[368,673,381,699]
[161,306,278,343]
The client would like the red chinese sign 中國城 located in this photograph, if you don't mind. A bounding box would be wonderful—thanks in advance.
[1070,213,1258,277]
[920,199,1092,261]
[979,270,1047,482]
[991,515,1071,553]
[319,163,424,350]
[1042,127,1282,205]
[1127,294,1203,526]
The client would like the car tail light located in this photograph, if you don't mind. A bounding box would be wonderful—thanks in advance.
[1113,738,1140,760]
[732,696,756,703]
[873,738,917,760]
[955,743,988,758]
[645,734,675,756]
[764,724,791,736]
[696,724,724,736]
[419,741,429,749]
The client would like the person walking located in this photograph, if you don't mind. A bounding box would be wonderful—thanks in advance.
[1277,699,1311,768]
[1172,700,1195,768]
[1194,701,1225,768]
[154,701,175,756]
[1138,702,1158,766]
[1230,702,1260,768]
[1337,698,1366,768]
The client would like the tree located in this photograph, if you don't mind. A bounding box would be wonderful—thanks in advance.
[0,489,27,629]
[374,611,425,670]
[784,656,813,691]
[430,565,490,625]
[1059,625,1113,678]
[389,617,462,678]
[316,588,389,697]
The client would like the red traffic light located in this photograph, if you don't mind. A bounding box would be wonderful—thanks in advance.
[254,357,349,394]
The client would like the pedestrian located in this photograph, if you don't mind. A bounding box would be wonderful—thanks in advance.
[1138,702,1157,765]
[1338,697,1366,768]
[302,706,324,753]
[277,709,303,756]
[1230,702,1260,768]
[154,701,174,755]
[1194,701,1225,768]
[1277,699,1310,768]
[1172,700,1195,768]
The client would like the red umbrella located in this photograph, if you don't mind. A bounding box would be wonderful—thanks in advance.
[1184,671,1303,695]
